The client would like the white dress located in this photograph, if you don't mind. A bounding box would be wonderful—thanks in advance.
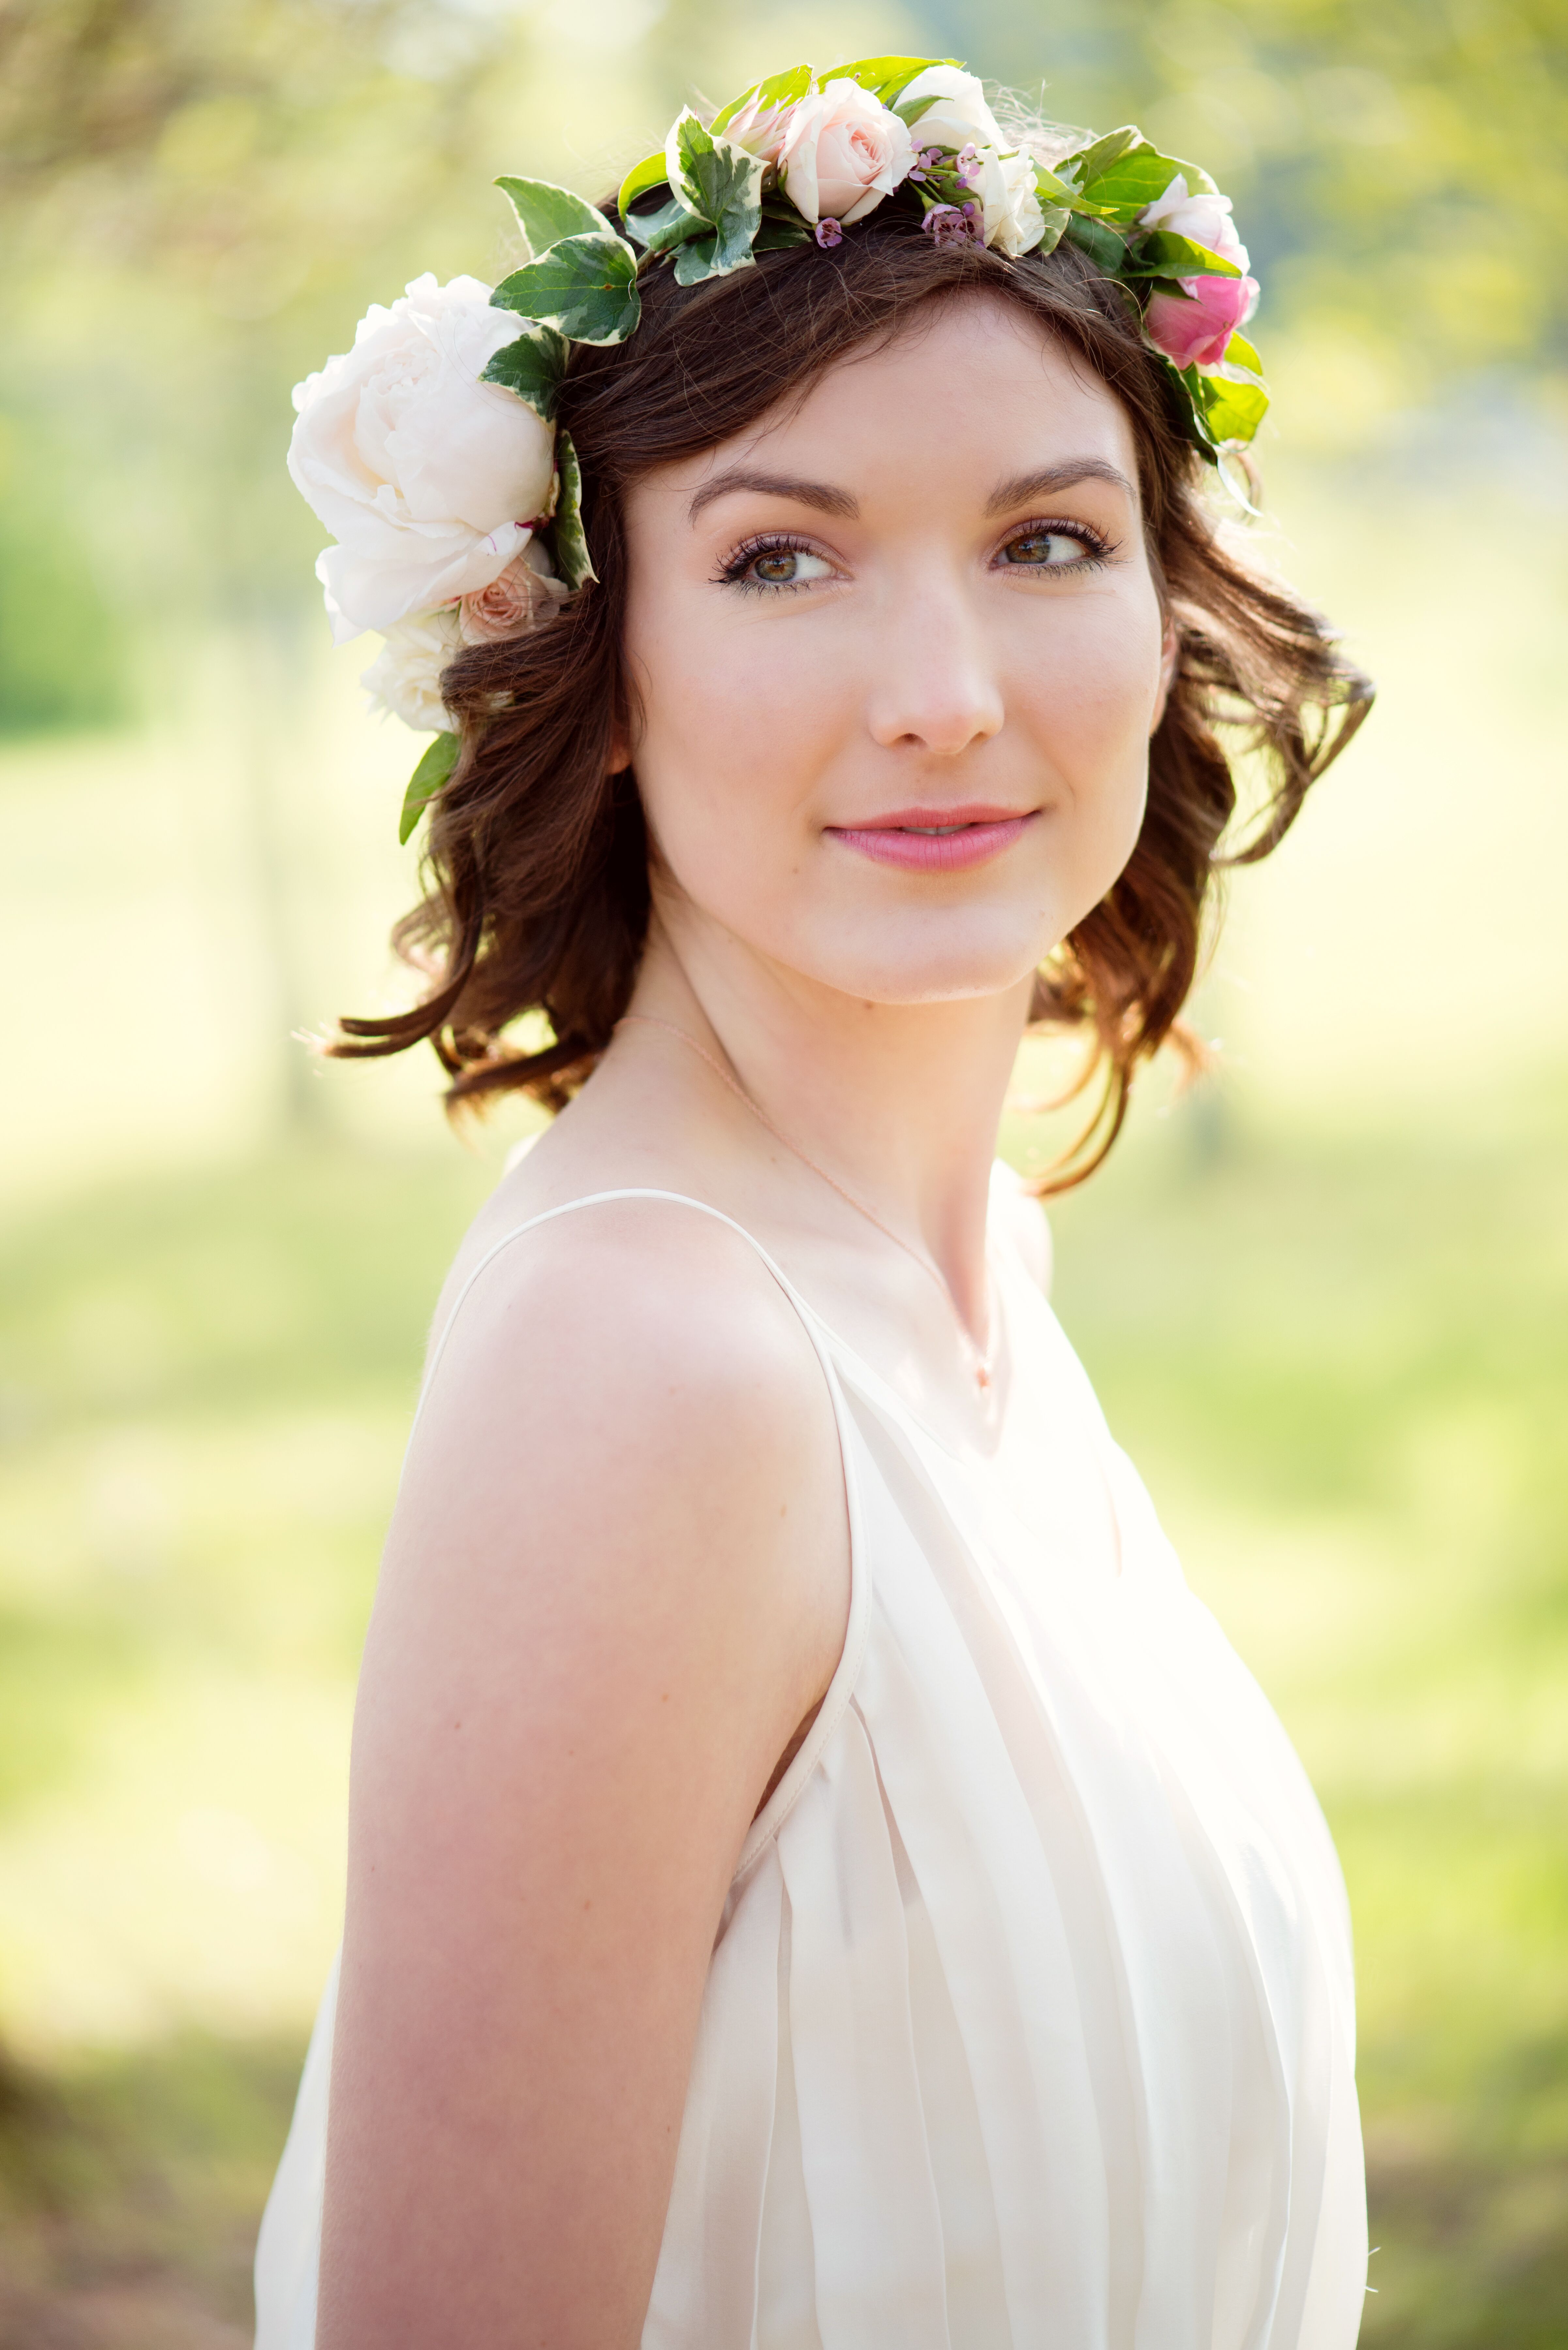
[255,1174,1367,2349]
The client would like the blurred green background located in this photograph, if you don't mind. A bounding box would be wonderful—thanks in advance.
[1,1,1565,2342]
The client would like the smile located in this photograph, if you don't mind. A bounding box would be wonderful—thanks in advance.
[826,806,1035,873]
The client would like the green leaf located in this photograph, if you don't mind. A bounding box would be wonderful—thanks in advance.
[1079,147,1193,218]
[399,728,460,846]
[1058,125,1141,187]
[1030,203,1071,258]
[1063,212,1127,273]
[1122,228,1243,280]
[1032,158,1084,210]
[616,149,668,222]
[753,209,813,252]
[494,176,608,258]
[480,324,568,421]
[492,232,641,346]
[710,61,814,136]
[666,110,765,270]
[1197,368,1268,446]
[549,429,594,591]
[1222,330,1264,377]
[622,191,707,255]
[829,54,957,104]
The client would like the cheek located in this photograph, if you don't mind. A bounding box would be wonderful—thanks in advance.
[625,594,846,843]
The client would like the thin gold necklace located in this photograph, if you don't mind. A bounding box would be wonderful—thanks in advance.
[618,1012,995,1392]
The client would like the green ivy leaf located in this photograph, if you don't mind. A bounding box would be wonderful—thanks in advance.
[1063,212,1127,273]
[1222,329,1264,377]
[495,176,609,258]
[399,728,460,846]
[549,429,594,591]
[1122,228,1243,280]
[665,110,764,273]
[710,61,814,136]
[616,149,668,223]
[480,324,568,421]
[623,191,707,256]
[829,54,957,104]
[492,232,641,346]
[672,232,720,285]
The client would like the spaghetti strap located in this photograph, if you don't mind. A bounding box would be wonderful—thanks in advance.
[411,1188,870,1868]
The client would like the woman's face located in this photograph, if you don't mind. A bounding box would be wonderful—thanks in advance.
[617,292,1175,1007]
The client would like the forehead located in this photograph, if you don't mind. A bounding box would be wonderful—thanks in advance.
[660,292,1143,513]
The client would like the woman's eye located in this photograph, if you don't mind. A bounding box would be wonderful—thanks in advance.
[1001,528,1099,569]
[736,544,834,588]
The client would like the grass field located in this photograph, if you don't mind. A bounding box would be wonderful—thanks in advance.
[1,460,1565,2346]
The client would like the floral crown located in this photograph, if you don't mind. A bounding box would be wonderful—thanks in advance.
[288,55,1264,843]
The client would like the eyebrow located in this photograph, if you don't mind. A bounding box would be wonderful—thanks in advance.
[687,468,859,524]
[984,460,1138,515]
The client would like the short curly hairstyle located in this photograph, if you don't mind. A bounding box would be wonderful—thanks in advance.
[332,202,1371,1189]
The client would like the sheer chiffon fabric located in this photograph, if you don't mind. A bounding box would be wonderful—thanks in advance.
[255,1177,1366,2350]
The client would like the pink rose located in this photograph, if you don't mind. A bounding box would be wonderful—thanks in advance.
[458,542,567,644]
[723,92,792,165]
[778,79,914,228]
[1143,274,1260,371]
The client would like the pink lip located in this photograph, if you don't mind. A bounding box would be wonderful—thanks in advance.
[826,805,1034,873]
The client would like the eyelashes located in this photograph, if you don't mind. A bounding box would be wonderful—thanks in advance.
[713,519,1118,594]
[714,533,833,593]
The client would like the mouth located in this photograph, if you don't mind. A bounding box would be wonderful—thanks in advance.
[825,804,1035,874]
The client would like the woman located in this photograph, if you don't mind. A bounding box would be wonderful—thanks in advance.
[259,57,1373,2350]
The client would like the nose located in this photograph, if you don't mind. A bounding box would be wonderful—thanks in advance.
[863,567,1005,759]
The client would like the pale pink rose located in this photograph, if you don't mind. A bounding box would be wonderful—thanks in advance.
[723,92,793,165]
[457,540,567,644]
[1144,274,1260,371]
[778,79,914,227]
[1139,173,1248,270]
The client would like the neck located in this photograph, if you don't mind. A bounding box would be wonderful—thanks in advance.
[620,903,1035,1336]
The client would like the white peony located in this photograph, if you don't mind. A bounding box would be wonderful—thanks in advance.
[898,65,1046,257]
[360,605,464,732]
[1138,173,1248,271]
[288,273,557,646]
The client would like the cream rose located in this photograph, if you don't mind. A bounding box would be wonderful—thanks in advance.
[458,540,568,644]
[1139,173,1249,270]
[778,80,914,227]
[360,606,464,733]
[898,65,1046,257]
[289,273,556,646]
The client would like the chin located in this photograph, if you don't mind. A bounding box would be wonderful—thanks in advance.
[788,907,1062,1006]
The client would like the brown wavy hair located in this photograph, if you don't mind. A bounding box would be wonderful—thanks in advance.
[333,207,1371,1188]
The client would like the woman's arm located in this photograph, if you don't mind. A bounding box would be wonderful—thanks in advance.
[316,1205,850,2349]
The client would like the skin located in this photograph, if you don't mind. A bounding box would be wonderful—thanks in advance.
[318,292,1177,2349]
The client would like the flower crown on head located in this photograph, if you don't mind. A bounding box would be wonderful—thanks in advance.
[288,55,1265,843]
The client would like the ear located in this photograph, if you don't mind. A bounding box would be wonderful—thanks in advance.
[604,716,633,777]
[1149,611,1179,736]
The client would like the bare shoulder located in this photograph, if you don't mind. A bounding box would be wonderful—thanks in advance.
[375,1185,851,1832]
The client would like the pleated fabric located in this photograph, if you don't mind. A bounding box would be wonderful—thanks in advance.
[255,1179,1366,2350]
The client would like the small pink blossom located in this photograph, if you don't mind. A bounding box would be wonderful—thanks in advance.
[814,216,843,248]
[1143,273,1260,371]
[922,201,983,249]
[457,543,567,643]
